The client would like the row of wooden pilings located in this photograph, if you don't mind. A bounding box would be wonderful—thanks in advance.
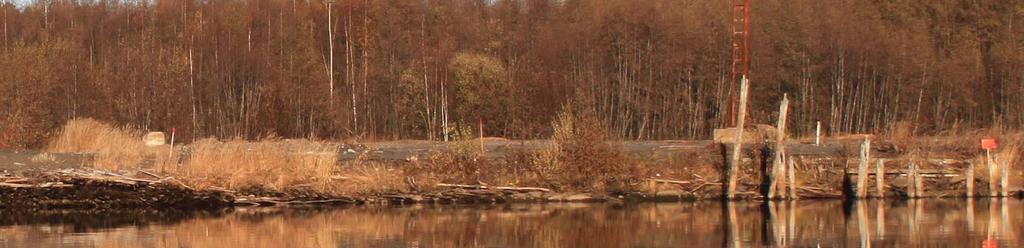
[726,77,1013,200]
[846,138,1012,199]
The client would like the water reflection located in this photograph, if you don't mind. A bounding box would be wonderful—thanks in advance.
[0,200,1021,247]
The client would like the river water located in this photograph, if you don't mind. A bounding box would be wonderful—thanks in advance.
[0,199,1020,247]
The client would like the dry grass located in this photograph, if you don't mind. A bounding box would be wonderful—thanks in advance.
[40,117,650,196]
[46,118,158,170]
[163,138,337,191]
[45,119,353,194]
[331,161,415,195]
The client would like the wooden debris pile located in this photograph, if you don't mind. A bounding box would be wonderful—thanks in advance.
[368,183,617,204]
[0,169,232,209]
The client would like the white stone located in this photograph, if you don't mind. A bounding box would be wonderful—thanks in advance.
[143,132,167,147]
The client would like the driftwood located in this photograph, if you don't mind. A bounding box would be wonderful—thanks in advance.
[1,171,154,189]
[207,186,236,193]
[842,170,960,177]
[1,177,29,184]
[235,197,357,207]
[137,169,163,179]
[647,178,691,185]
[0,180,28,186]
[687,181,722,193]
[436,183,551,192]
[797,186,842,197]
[235,197,285,206]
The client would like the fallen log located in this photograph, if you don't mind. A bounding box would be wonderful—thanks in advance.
[137,169,162,179]
[1,177,29,184]
[0,182,33,188]
[436,183,551,192]
[1,181,74,188]
[797,186,842,197]
[235,197,283,206]
[647,178,691,185]
[287,199,357,205]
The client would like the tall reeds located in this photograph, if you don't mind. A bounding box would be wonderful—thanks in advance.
[166,138,337,191]
[46,118,149,170]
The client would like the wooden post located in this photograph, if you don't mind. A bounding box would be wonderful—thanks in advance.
[479,117,485,154]
[876,159,885,198]
[988,149,998,197]
[787,157,798,199]
[856,138,871,198]
[908,159,918,198]
[167,127,176,164]
[727,77,750,199]
[966,160,975,198]
[768,94,789,199]
[1000,160,1009,197]
[815,121,821,145]
[914,164,924,197]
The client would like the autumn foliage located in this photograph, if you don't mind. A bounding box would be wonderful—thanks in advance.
[1,1,1022,148]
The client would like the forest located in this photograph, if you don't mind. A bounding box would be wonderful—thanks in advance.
[0,0,1021,148]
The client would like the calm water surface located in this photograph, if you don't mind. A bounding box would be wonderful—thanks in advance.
[0,199,1021,247]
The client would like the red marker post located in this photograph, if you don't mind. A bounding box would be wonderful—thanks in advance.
[982,138,1000,196]
[982,138,998,150]
[982,138,997,163]
[982,239,997,248]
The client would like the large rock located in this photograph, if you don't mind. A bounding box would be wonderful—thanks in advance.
[143,132,167,147]
[713,124,777,144]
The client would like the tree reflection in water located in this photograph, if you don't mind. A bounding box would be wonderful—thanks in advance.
[0,200,1020,247]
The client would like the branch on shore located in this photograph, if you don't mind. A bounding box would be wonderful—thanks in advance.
[436,183,551,192]
[0,182,73,188]
[647,178,691,185]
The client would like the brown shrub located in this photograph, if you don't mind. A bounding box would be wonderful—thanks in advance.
[411,127,509,185]
[532,99,641,193]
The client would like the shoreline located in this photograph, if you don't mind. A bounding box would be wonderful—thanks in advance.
[2,168,1020,211]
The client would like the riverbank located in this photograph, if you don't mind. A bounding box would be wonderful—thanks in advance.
[2,118,1022,210]
[0,167,679,209]
[1,165,1021,210]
